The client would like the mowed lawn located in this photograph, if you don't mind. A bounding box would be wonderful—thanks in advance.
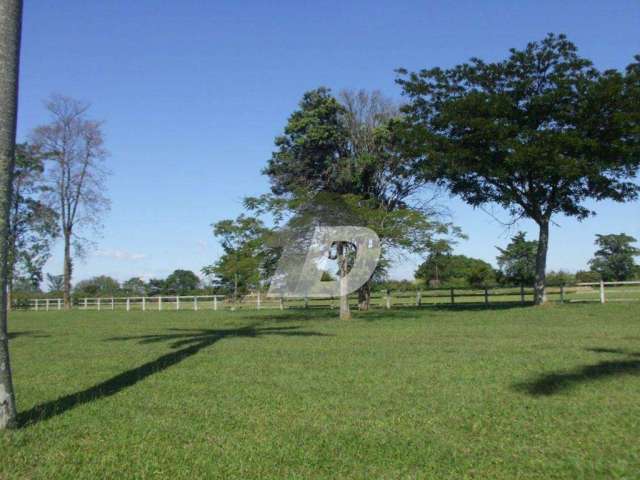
[1,304,639,479]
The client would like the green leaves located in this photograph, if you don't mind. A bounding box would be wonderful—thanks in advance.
[588,233,640,281]
[496,232,538,285]
[203,215,277,296]
[397,33,640,224]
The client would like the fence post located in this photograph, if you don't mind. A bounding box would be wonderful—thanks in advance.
[484,288,489,305]
[176,296,180,311]
[450,288,455,305]
[304,296,309,309]
[416,290,422,307]
[126,298,130,311]
[158,296,162,311]
[46,299,50,311]
[520,285,525,305]
[600,280,605,304]
[213,296,218,311]
[84,298,88,310]
[142,297,146,311]
[111,298,114,310]
[97,298,101,311]
[257,291,261,310]
[194,296,198,311]
[279,297,284,310]
[385,290,391,309]
[57,299,61,310]
[35,299,38,311]
[560,285,565,304]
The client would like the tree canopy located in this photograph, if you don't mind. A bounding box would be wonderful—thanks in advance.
[164,269,201,295]
[588,233,639,281]
[202,215,276,300]
[73,275,120,297]
[251,87,457,314]
[8,143,58,293]
[415,253,496,288]
[397,34,640,303]
[496,232,538,285]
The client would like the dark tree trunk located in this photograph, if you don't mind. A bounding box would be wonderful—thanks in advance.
[0,0,23,430]
[357,279,371,311]
[337,242,351,320]
[63,230,72,309]
[534,218,550,305]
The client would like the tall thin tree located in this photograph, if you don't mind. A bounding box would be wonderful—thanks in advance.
[0,0,23,430]
[32,95,110,308]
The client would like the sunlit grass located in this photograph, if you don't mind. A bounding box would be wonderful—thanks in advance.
[1,304,639,479]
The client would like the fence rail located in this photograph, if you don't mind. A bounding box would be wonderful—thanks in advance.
[15,282,640,312]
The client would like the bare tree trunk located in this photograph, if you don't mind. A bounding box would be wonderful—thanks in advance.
[0,0,23,430]
[357,279,371,311]
[534,219,550,305]
[337,242,351,320]
[232,272,238,311]
[63,230,72,309]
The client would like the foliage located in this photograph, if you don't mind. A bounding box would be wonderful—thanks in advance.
[121,277,146,296]
[372,279,417,292]
[73,275,120,297]
[145,278,165,296]
[545,270,576,287]
[8,143,58,292]
[10,277,42,294]
[253,88,458,312]
[45,273,64,293]
[263,87,350,196]
[202,215,276,298]
[415,253,496,288]
[496,232,537,285]
[397,34,640,303]
[588,233,640,281]
[163,269,201,295]
[575,270,602,284]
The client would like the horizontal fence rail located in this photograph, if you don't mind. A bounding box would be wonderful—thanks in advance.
[14,281,640,312]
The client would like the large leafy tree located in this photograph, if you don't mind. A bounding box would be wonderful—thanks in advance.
[496,232,538,286]
[397,34,640,304]
[121,277,146,296]
[8,144,58,302]
[416,253,496,288]
[588,233,639,281]
[262,88,355,319]
[259,88,452,317]
[164,269,201,295]
[73,275,120,297]
[202,215,275,302]
[0,0,23,429]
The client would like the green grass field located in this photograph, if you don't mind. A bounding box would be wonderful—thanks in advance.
[1,304,639,479]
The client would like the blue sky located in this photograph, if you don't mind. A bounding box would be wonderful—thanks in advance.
[17,0,640,283]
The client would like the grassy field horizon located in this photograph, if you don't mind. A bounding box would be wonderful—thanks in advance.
[2,304,639,479]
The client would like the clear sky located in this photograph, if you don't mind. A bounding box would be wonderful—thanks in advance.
[16,0,640,283]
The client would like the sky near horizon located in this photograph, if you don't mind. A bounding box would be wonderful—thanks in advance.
[16,0,640,284]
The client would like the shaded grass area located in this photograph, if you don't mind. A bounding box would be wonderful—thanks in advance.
[1,304,639,479]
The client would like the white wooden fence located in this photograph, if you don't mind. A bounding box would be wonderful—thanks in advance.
[576,280,640,304]
[17,282,640,312]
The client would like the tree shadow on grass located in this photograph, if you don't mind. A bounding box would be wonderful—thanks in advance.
[18,324,331,427]
[514,348,640,396]
[8,330,50,339]
[255,303,532,323]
